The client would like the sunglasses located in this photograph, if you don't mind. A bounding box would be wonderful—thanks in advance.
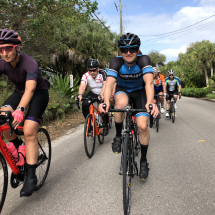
[0,45,17,54]
[169,74,174,76]
[89,69,97,73]
[120,47,138,54]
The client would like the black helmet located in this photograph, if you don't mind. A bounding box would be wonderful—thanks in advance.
[118,33,141,48]
[87,59,99,68]
[0,28,21,45]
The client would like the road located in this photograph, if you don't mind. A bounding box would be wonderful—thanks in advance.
[2,97,215,215]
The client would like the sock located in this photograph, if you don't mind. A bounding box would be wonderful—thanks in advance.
[115,122,123,137]
[161,104,164,107]
[10,137,21,149]
[166,110,169,112]
[140,145,148,162]
[27,164,37,177]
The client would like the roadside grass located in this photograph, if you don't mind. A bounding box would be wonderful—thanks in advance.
[206,93,215,99]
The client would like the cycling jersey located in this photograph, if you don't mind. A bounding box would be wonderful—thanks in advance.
[165,76,181,91]
[154,74,165,91]
[107,55,153,92]
[0,54,50,93]
[81,69,106,95]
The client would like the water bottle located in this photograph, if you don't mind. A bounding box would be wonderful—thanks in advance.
[6,142,25,166]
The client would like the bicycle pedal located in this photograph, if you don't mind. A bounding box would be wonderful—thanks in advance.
[119,171,123,175]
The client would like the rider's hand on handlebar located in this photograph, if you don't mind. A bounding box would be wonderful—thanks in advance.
[99,102,109,114]
[12,110,23,129]
[98,94,104,101]
[146,103,158,118]
[77,94,82,102]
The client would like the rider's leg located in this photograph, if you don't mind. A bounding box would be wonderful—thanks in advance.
[136,115,150,180]
[159,92,165,113]
[20,120,39,196]
[112,92,129,153]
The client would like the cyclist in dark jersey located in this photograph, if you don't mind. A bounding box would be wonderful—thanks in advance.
[99,33,158,180]
[0,28,50,196]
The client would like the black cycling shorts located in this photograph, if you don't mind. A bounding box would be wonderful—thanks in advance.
[115,85,149,118]
[154,89,163,99]
[166,90,178,101]
[2,89,49,124]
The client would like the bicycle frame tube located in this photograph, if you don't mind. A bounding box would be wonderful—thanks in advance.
[0,126,19,175]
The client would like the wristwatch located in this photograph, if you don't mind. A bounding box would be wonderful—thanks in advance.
[17,106,25,112]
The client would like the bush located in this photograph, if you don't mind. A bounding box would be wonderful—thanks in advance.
[181,88,208,98]
[203,85,215,93]
[42,88,78,124]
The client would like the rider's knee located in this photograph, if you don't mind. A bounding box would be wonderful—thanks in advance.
[23,128,36,141]
[138,123,148,134]
[115,100,127,109]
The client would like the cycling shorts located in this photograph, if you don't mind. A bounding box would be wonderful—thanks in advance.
[166,90,178,101]
[1,89,49,124]
[115,85,149,118]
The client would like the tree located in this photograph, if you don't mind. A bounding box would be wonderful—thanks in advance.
[148,50,166,67]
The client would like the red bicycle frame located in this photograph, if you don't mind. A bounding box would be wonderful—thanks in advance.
[0,126,23,175]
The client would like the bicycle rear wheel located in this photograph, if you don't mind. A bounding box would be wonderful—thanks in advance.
[35,128,51,191]
[0,152,8,213]
[123,133,131,215]
[172,105,175,123]
[84,114,96,158]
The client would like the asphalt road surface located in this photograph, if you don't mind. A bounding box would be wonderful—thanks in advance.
[2,97,215,215]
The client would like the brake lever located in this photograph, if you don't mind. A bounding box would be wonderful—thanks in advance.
[6,118,13,137]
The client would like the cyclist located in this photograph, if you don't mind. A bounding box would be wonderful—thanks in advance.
[99,33,158,180]
[77,59,108,135]
[165,70,181,117]
[0,28,50,196]
[153,67,166,113]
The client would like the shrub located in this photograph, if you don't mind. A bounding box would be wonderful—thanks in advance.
[181,88,208,98]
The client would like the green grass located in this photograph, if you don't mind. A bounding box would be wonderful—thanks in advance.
[206,93,215,99]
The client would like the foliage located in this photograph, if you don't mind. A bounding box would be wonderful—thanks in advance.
[50,74,79,100]
[148,50,166,67]
[206,93,215,99]
[181,88,208,98]
[43,88,78,124]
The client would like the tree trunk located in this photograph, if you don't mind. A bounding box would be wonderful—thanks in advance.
[203,63,209,86]
[210,60,214,77]
[66,58,72,75]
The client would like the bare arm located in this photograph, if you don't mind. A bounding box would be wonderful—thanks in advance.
[112,83,117,96]
[162,81,166,94]
[78,83,87,101]
[100,81,106,97]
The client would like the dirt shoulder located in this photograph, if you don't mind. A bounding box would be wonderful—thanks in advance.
[44,111,85,141]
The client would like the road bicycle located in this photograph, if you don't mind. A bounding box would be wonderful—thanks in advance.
[106,104,153,215]
[166,93,181,123]
[0,111,51,213]
[76,97,106,158]
[153,94,164,132]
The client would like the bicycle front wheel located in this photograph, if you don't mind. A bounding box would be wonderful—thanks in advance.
[0,152,8,213]
[156,118,159,132]
[109,113,113,128]
[172,105,175,123]
[84,114,96,158]
[35,128,51,191]
[123,133,131,215]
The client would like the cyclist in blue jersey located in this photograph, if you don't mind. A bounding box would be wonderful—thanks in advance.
[165,70,181,117]
[0,29,50,196]
[99,33,158,180]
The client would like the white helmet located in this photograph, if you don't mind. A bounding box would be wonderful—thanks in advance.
[168,70,175,75]
[153,67,158,74]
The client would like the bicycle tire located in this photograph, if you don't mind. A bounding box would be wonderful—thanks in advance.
[149,115,153,128]
[35,128,51,191]
[172,105,175,123]
[169,103,172,119]
[123,133,131,215]
[156,118,159,132]
[0,152,8,213]
[109,113,113,128]
[84,114,96,158]
[97,113,105,145]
